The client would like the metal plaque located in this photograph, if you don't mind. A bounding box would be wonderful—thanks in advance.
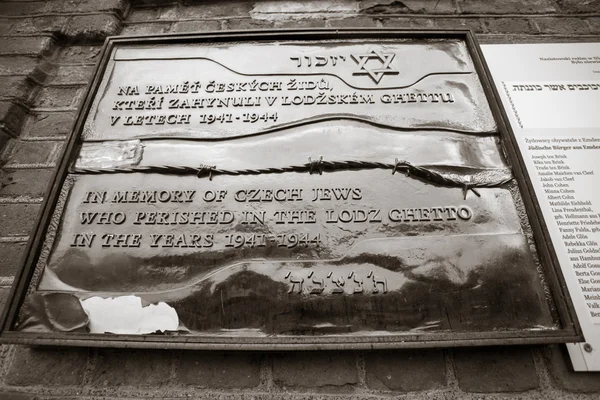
[0,30,582,350]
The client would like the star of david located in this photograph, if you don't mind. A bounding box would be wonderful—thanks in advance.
[351,50,399,84]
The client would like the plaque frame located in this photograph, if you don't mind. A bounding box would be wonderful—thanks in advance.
[0,29,584,350]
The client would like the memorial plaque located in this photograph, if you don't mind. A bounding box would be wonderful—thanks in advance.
[0,30,582,349]
[482,42,600,370]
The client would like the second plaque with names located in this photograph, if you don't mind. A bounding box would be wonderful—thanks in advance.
[0,30,582,349]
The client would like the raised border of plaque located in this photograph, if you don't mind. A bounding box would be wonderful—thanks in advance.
[0,29,583,350]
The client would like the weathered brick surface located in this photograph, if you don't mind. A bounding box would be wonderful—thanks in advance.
[43,0,128,15]
[127,8,161,22]
[224,18,275,30]
[422,17,484,32]
[23,112,75,137]
[272,352,358,388]
[49,65,95,86]
[327,17,380,28]
[0,392,35,400]
[10,16,68,35]
[543,345,600,392]
[0,288,11,312]
[0,242,26,276]
[121,22,172,36]
[173,351,261,388]
[0,20,12,36]
[360,0,458,14]
[0,77,34,103]
[365,350,446,392]
[457,0,557,14]
[160,1,254,19]
[171,20,221,33]
[453,346,539,392]
[559,0,600,13]
[90,349,173,387]
[4,141,56,166]
[535,17,594,35]
[6,347,88,386]
[0,102,28,137]
[0,2,44,17]
[0,56,51,80]
[484,18,534,34]
[0,37,53,57]
[58,46,102,65]
[62,14,122,41]
[34,87,83,109]
[0,204,40,236]
[0,169,54,198]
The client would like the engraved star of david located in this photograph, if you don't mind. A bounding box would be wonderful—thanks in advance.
[351,50,399,84]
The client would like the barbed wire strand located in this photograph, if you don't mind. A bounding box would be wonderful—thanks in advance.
[71,158,512,200]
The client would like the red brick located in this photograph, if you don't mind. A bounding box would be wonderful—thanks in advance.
[365,350,446,392]
[544,345,600,392]
[327,17,380,28]
[171,20,221,33]
[0,101,28,136]
[4,141,56,166]
[0,134,8,153]
[360,0,458,14]
[483,17,533,34]
[6,346,88,386]
[0,242,26,276]
[34,86,83,109]
[0,2,44,16]
[457,0,556,14]
[173,351,261,388]
[534,17,593,35]
[128,8,161,22]
[49,65,94,85]
[0,37,53,56]
[224,18,276,30]
[23,112,75,137]
[121,22,171,36]
[0,204,40,236]
[588,18,600,34]
[0,20,12,35]
[10,16,68,34]
[428,17,484,32]
[0,392,36,400]
[273,352,358,388]
[559,0,600,13]
[160,2,254,19]
[0,77,34,103]
[0,56,52,81]
[44,0,127,15]
[0,168,54,198]
[58,45,102,65]
[90,349,173,387]
[275,18,329,29]
[63,14,121,41]
[453,346,538,392]
[380,17,434,29]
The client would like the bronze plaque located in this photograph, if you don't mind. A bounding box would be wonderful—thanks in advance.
[0,30,582,349]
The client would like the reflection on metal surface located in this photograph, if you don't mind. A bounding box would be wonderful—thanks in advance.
[1,30,581,349]
[76,140,144,169]
[81,296,179,334]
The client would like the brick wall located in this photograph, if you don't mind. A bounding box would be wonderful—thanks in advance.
[0,0,600,398]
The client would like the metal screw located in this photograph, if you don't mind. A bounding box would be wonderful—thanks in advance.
[583,343,593,353]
